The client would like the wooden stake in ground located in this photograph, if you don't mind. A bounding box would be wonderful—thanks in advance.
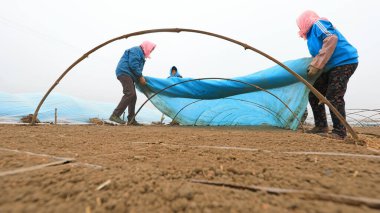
[54,108,57,124]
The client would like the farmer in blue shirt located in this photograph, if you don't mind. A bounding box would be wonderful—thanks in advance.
[297,10,358,139]
[110,41,156,125]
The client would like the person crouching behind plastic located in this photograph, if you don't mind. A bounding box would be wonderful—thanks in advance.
[168,66,183,78]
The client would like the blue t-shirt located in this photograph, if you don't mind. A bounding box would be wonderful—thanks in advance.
[115,46,145,82]
[307,20,358,70]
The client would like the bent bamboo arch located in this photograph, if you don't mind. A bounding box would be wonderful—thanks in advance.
[30,28,358,140]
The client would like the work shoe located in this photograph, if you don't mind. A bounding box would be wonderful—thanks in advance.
[128,119,142,126]
[170,120,180,126]
[318,132,346,140]
[109,115,126,124]
[306,126,329,134]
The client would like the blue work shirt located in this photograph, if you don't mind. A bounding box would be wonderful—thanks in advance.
[307,20,358,70]
[115,46,145,82]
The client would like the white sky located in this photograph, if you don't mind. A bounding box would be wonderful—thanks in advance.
[0,0,379,109]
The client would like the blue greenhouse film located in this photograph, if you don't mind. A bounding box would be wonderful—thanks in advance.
[139,58,312,99]
[145,83,308,129]
[0,92,161,123]
[137,58,312,129]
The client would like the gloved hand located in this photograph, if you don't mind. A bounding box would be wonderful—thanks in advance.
[139,76,147,86]
[307,65,322,79]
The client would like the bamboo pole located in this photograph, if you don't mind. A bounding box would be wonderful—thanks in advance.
[30,28,358,139]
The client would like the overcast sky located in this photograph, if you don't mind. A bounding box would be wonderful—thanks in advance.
[0,0,379,109]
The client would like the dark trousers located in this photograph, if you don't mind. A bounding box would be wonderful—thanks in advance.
[112,75,137,120]
[309,63,358,137]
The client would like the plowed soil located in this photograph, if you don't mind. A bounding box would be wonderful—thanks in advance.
[0,125,379,212]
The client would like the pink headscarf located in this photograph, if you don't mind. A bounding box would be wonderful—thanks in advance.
[296,10,328,40]
[140,41,156,59]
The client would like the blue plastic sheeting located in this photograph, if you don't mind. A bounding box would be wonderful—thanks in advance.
[0,92,160,123]
[138,58,312,130]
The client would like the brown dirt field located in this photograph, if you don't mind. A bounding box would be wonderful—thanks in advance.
[0,125,379,213]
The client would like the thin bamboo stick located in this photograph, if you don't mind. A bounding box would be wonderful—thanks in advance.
[191,179,380,209]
